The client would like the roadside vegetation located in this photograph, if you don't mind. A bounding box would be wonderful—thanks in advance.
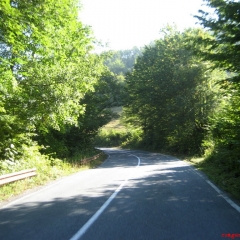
[1,0,240,202]
[95,0,240,201]
[0,148,106,203]
[188,157,240,200]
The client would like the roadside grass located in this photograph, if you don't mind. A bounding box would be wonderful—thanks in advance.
[95,106,128,147]
[95,129,128,147]
[103,106,126,131]
[185,156,240,201]
[0,149,107,203]
[185,157,205,165]
[97,106,240,201]
[95,106,143,148]
[0,106,121,204]
[88,153,108,168]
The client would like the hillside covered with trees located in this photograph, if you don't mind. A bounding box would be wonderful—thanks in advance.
[0,0,239,198]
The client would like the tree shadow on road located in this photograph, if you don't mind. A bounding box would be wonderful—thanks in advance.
[0,151,240,240]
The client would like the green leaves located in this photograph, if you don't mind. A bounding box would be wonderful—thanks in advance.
[124,27,220,154]
[189,1,240,172]
[36,69,116,158]
[103,47,141,75]
[0,0,104,161]
[195,0,240,77]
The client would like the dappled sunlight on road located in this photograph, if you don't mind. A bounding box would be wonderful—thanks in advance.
[0,148,239,240]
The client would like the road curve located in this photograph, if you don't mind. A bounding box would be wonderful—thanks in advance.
[0,148,239,240]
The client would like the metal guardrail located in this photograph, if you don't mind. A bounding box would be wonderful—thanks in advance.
[0,168,37,186]
[0,152,103,186]
[80,152,103,165]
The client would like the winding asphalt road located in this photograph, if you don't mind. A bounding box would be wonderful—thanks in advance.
[0,148,240,240]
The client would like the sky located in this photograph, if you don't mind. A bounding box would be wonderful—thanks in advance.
[79,0,208,50]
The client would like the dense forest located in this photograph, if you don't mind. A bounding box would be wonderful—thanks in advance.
[0,0,117,173]
[0,0,239,197]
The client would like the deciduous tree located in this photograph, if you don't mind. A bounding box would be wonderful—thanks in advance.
[0,0,102,161]
[194,0,240,168]
[124,27,221,154]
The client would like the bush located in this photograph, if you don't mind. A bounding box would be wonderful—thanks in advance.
[94,128,143,149]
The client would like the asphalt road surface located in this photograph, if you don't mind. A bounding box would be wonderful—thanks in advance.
[0,148,239,240]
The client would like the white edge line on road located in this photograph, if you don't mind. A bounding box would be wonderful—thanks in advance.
[186,162,240,214]
[206,180,240,213]
[69,154,140,240]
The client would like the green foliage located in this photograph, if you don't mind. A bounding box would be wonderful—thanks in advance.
[195,0,240,81]
[195,155,240,200]
[101,47,142,106]
[124,26,221,155]
[194,0,240,172]
[95,128,142,149]
[0,145,105,202]
[103,47,141,75]
[35,70,117,158]
[203,88,240,168]
[0,0,102,161]
[121,128,143,149]
[0,143,50,175]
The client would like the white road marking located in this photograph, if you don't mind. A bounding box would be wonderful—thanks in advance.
[206,180,240,213]
[69,154,140,240]
[186,161,240,213]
